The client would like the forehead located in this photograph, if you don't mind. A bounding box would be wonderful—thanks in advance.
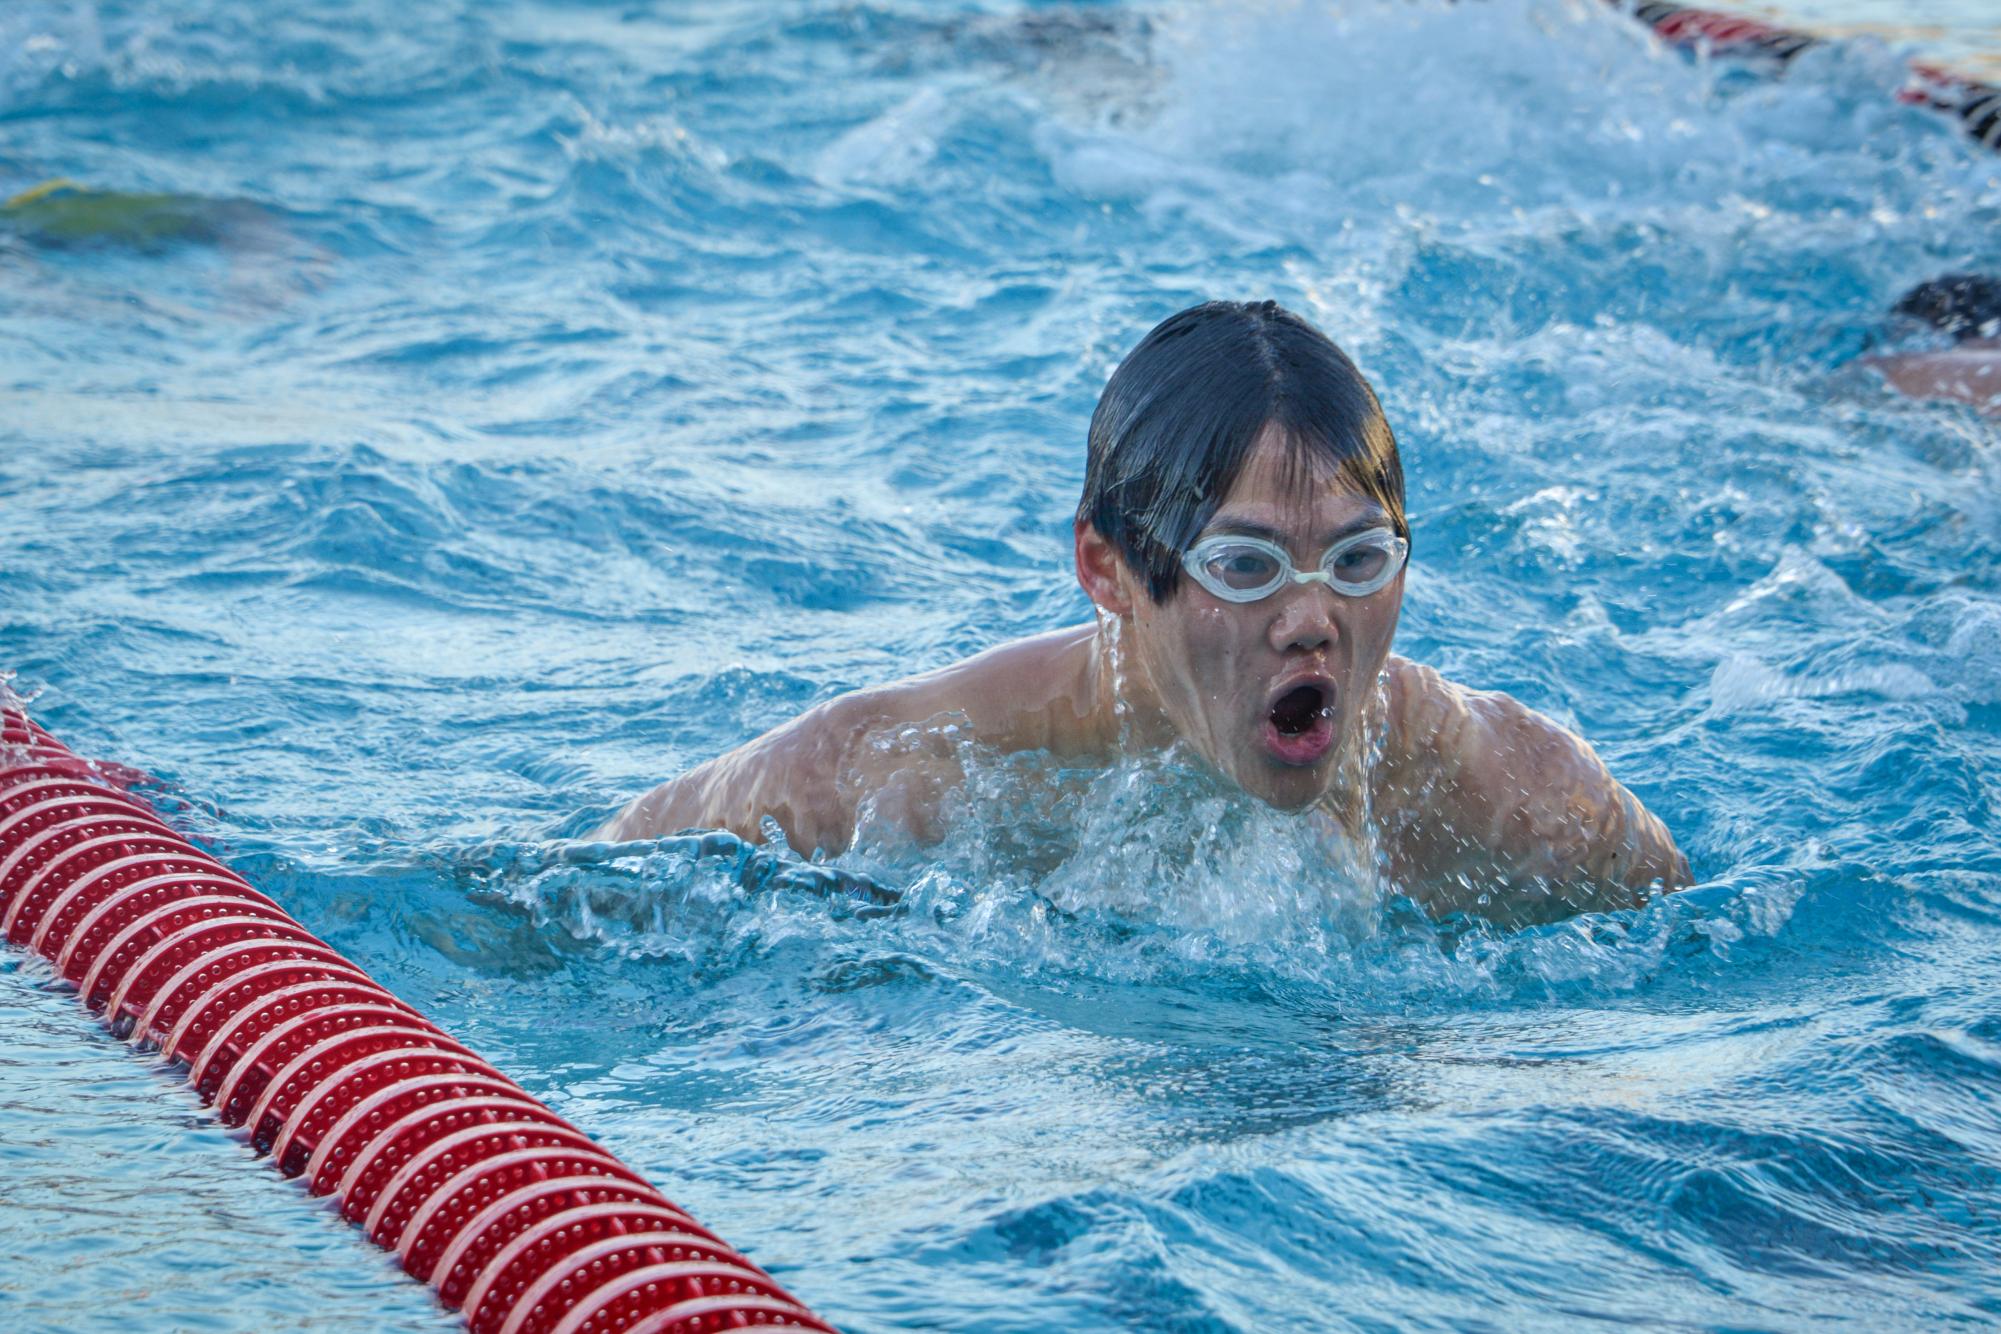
[1204,434,1387,534]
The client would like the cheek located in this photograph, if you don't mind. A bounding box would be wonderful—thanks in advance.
[1141,603,1253,710]
[1363,589,1403,654]
[1337,600,1400,689]
[1164,602,1231,654]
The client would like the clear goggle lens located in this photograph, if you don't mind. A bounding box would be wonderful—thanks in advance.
[1182,529,1408,602]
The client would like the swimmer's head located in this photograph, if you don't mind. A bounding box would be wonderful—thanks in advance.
[1077,299,1407,602]
[1889,273,2001,345]
[1074,300,1408,812]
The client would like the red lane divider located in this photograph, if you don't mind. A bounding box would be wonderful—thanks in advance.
[1614,1,2001,152]
[1626,1,1818,61]
[0,705,837,1334]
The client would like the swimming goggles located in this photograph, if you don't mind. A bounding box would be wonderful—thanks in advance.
[1181,528,1408,602]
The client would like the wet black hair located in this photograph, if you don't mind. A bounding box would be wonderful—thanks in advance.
[1078,299,1407,602]
[1891,273,2001,343]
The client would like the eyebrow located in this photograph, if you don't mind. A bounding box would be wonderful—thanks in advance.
[1200,513,1390,546]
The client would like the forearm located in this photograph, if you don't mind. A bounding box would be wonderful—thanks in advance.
[1582,781,1689,896]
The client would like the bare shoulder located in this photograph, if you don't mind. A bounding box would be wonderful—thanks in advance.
[596,624,1102,852]
[1377,656,1543,780]
[886,622,1101,748]
[1378,655,1622,831]
[1867,346,2001,414]
[1373,656,1689,922]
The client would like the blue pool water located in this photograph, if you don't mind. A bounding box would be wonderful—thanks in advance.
[4,1,2001,1329]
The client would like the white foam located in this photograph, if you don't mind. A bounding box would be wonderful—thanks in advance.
[1030,0,1981,262]
[1708,650,1940,712]
[813,85,954,189]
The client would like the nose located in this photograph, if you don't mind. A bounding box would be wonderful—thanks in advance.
[1267,581,1341,654]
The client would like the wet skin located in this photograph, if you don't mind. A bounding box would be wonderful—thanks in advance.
[1867,341,2001,415]
[598,428,1690,926]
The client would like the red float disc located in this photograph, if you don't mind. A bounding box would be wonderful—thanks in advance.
[377,1147,658,1255]
[141,942,370,1053]
[94,911,321,1015]
[502,1255,798,1334]
[588,1293,827,1334]
[7,839,224,943]
[314,1073,536,1197]
[51,872,282,974]
[429,1175,701,1299]
[164,970,401,1068]
[278,1082,570,1182]
[461,1206,747,1333]
[236,1024,489,1147]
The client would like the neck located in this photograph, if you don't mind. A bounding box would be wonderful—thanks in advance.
[1319,734,1373,841]
[1323,673,1391,842]
[1086,613,1178,755]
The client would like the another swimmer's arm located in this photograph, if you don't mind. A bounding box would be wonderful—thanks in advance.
[1377,659,1689,926]
[1867,349,2001,414]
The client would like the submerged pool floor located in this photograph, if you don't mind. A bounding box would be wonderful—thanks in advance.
[3,1,2000,1330]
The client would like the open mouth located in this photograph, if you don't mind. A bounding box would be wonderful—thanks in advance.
[1262,681,1335,765]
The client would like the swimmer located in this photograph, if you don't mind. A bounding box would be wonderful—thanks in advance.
[598,301,1690,926]
[1867,273,2001,415]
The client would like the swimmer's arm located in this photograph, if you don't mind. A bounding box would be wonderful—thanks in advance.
[1866,348,2001,414]
[1376,659,1690,926]
[591,685,965,856]
[593,627,1098,854]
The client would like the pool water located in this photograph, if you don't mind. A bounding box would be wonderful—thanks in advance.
[4,1,2001,1329]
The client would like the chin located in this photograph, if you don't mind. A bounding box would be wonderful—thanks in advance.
[1242,762,1332,812]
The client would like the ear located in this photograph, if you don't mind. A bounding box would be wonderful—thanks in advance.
[1074,518,1137,616]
